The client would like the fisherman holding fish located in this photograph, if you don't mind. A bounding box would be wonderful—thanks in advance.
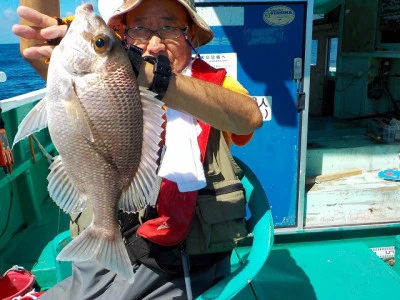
[13,0,263,299]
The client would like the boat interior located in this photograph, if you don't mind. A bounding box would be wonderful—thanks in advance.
[2,0,400,299]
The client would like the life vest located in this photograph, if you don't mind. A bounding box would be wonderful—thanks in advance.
[136,59,227,246]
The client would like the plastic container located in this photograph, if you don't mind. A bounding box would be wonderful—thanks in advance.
[367,118,400,143]
[31,230,72,290]
[0,267,35,300]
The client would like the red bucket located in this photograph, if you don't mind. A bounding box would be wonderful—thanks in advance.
[0,267,35,300]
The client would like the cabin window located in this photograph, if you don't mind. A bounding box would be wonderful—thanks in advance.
[328,37,338,77]
[378,0,400,48]
[311,39,318,66]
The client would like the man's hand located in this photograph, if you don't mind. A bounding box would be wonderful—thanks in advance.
[12,6,68,61]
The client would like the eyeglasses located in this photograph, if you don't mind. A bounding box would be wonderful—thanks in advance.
[125,26,188,41]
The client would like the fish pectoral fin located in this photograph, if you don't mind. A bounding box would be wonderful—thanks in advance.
[119,87,165,212]
[57,225,134,282]
[64,82,94,142]
[47,155,87,213]
[12,97,48,148]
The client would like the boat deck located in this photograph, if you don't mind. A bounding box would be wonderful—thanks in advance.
[2,117,400,298]
[237,233,400,299]
[1,197,400,299]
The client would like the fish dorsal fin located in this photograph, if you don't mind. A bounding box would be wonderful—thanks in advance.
[65,81,94,142]
[47,155,87,213]
[12,97,48,148]
[119,87,165,212]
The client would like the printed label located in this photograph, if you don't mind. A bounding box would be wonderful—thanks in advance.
[252,96,272,121]
[200,53,238,80]
[263,5,295,27]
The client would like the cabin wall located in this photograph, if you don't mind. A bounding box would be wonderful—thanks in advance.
[335,0,400,119]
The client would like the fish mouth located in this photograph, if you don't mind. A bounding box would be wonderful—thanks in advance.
[76,3,94,16]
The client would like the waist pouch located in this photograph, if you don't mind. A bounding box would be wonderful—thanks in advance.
[118,208,169,271]
[185,179,248,255]
[118,209,231,274]
[136,179,198,246]
[119,178,248,266]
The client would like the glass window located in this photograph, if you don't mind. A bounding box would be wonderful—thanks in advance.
[328,37,338,76]
[311,39,318,66]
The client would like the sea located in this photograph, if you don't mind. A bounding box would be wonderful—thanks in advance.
[0,43,46,101]
[0,40,336,101]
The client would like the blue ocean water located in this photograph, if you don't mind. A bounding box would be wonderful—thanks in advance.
[0,43,46,101]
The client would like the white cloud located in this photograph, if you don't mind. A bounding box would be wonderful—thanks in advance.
[3,8,16,18]
[63,10,75,18]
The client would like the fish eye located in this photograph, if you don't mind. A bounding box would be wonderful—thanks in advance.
[92,34,112,54]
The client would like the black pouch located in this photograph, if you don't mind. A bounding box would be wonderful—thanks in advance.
[118,207,161,268]
[118,207,182,273]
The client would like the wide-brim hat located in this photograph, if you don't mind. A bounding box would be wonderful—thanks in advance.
[106,0,214,47]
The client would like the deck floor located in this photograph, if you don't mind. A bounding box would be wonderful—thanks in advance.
[2,201,400,299]
[234,236,400,299]
[2,117,400,299]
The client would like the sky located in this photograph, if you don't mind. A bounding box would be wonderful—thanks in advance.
[0,0,99,44]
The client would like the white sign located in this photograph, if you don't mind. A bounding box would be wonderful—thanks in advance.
[252,96,272,121]
[200,53,238,80]
[197,7,244,27]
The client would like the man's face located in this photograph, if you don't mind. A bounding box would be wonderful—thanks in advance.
[125,0,195,73]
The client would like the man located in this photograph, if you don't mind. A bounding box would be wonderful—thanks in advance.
[13,0,263,299]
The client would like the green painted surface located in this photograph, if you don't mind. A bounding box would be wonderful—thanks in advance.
[0,199,69,274]
[197,157,274,300]
[0,104,58,254]
[3,109,400,299]
[236,238,400,300]
[32,230,72,290]
[0,104,68,284]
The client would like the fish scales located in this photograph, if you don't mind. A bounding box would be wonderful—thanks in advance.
[12,3,165,281]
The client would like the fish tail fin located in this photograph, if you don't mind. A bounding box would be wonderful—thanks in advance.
[57,226,134,282]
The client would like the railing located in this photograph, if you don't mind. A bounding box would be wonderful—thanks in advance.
[0,87,51,190]
[0,88,47,111]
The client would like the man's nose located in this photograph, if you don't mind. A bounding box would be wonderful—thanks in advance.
[146,35,166,54]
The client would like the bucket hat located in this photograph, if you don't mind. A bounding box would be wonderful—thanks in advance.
[107,0,214,47]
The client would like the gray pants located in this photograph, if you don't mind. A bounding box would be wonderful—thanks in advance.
[39,257,230,300]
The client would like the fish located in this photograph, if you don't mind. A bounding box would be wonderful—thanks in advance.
[13,3,165,281]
